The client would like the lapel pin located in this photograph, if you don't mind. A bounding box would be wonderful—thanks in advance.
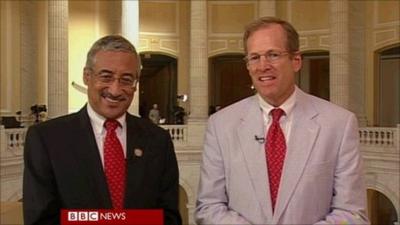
[134,148,143,157]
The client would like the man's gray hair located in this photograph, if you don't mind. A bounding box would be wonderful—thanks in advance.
[85,35,141,77]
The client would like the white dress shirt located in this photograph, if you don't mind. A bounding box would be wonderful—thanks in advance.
[258,88,296,144]
[87,104,127,167]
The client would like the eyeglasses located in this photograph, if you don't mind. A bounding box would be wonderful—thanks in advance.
[244,50,290,65]
[93,71,138,88]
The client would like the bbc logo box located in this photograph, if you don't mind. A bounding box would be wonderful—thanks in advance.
[67,211,99,221]
[61,209,163,225]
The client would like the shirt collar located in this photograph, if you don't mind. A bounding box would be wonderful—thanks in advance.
[86,103,126,135]
[257,87,297,118]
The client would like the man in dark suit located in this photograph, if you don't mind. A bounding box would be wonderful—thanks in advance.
[23,35,182,225]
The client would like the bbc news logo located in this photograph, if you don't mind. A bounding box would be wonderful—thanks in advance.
[61,209,163,225]
[67,211,126,221]
[68,211,98,221]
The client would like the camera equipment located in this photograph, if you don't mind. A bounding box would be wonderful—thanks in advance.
[30,104,47,123]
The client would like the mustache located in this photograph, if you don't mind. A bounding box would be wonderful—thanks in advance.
[100,92,127,101]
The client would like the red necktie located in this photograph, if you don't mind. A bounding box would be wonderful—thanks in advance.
[104,119,126,209]
[265,108,286,211]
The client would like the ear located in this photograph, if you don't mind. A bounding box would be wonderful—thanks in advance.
[246,62,251,71]
[292,53,302,72]
[246,61,254,76]
[83,68,90,85]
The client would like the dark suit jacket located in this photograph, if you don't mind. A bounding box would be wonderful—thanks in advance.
[23,106,182,225]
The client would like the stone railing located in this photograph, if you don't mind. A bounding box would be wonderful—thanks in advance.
[0,125,190,155]
[2,124,398,155]
[0,126,26,201]
[359,124,399,150]
[161,124,188,146]
[0,126,26,157]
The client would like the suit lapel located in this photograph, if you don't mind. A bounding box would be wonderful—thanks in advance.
[237,96,274,220]
[273,89,320,222]
[74,107,112,208]
[73,110,148,208]
[124,114,147,207]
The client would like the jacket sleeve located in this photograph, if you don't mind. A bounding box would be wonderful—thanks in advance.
[314,114,369,225]
[23,125,61,225]
[195,116,251,225]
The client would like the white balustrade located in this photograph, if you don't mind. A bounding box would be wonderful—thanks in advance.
[359,125,399,149]
[160,125,188,146]
[0,125,189,157]
[1,125,398,155]
[1,126,26,201]
[0,126,27,157]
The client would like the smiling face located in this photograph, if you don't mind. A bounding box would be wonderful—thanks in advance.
[245,24,302,106]
[83,50,139,119]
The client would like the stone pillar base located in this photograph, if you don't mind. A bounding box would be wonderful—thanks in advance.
[0,162,23,201]
[187,204,196,225]
[187,118,207,147]
[357,114,368,127]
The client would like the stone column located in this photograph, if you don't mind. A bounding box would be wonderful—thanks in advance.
[187,0,208,146]
[47,0,68,118]
[20,1,38,115]
[187,204,196,225]
[348,1,367,126]
[330,0,367,126]
[121,0,140,116]
[258,0,276,17]
[0,1,16,114]
[330,0,350,109]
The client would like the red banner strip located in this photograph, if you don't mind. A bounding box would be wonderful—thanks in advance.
[60,209,163,225]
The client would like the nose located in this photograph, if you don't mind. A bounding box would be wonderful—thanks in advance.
[257,55,272,70]
[107,79,124,95]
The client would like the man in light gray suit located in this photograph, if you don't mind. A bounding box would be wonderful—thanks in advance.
[195,17,369,224]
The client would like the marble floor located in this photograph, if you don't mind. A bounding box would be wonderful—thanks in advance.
[0,202,23,225]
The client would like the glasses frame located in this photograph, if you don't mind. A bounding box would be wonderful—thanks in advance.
[244,50,292,66]
[88,69,139,89]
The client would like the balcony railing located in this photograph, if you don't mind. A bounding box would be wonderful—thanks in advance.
[0,126,26,158]
[0,124,190,156]
[160,125,188,146]
[1,124,399,157]
[359,124,399,149]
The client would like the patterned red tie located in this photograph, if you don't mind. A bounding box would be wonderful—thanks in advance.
[265,108,286,211]
[104,119,126,209]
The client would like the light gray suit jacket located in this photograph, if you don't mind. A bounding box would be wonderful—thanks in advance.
[195,88,369,224]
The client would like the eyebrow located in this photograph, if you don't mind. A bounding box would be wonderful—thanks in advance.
[97,69,134,77]
[97,69,113,74]
[121,74,135,79]
[249,49,284,54]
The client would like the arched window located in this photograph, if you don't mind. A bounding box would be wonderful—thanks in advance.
[367,189,398,225]
[208,54,253,114]
[297,51,330,101]
[139,53,177,124]
[375,45,400,127]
